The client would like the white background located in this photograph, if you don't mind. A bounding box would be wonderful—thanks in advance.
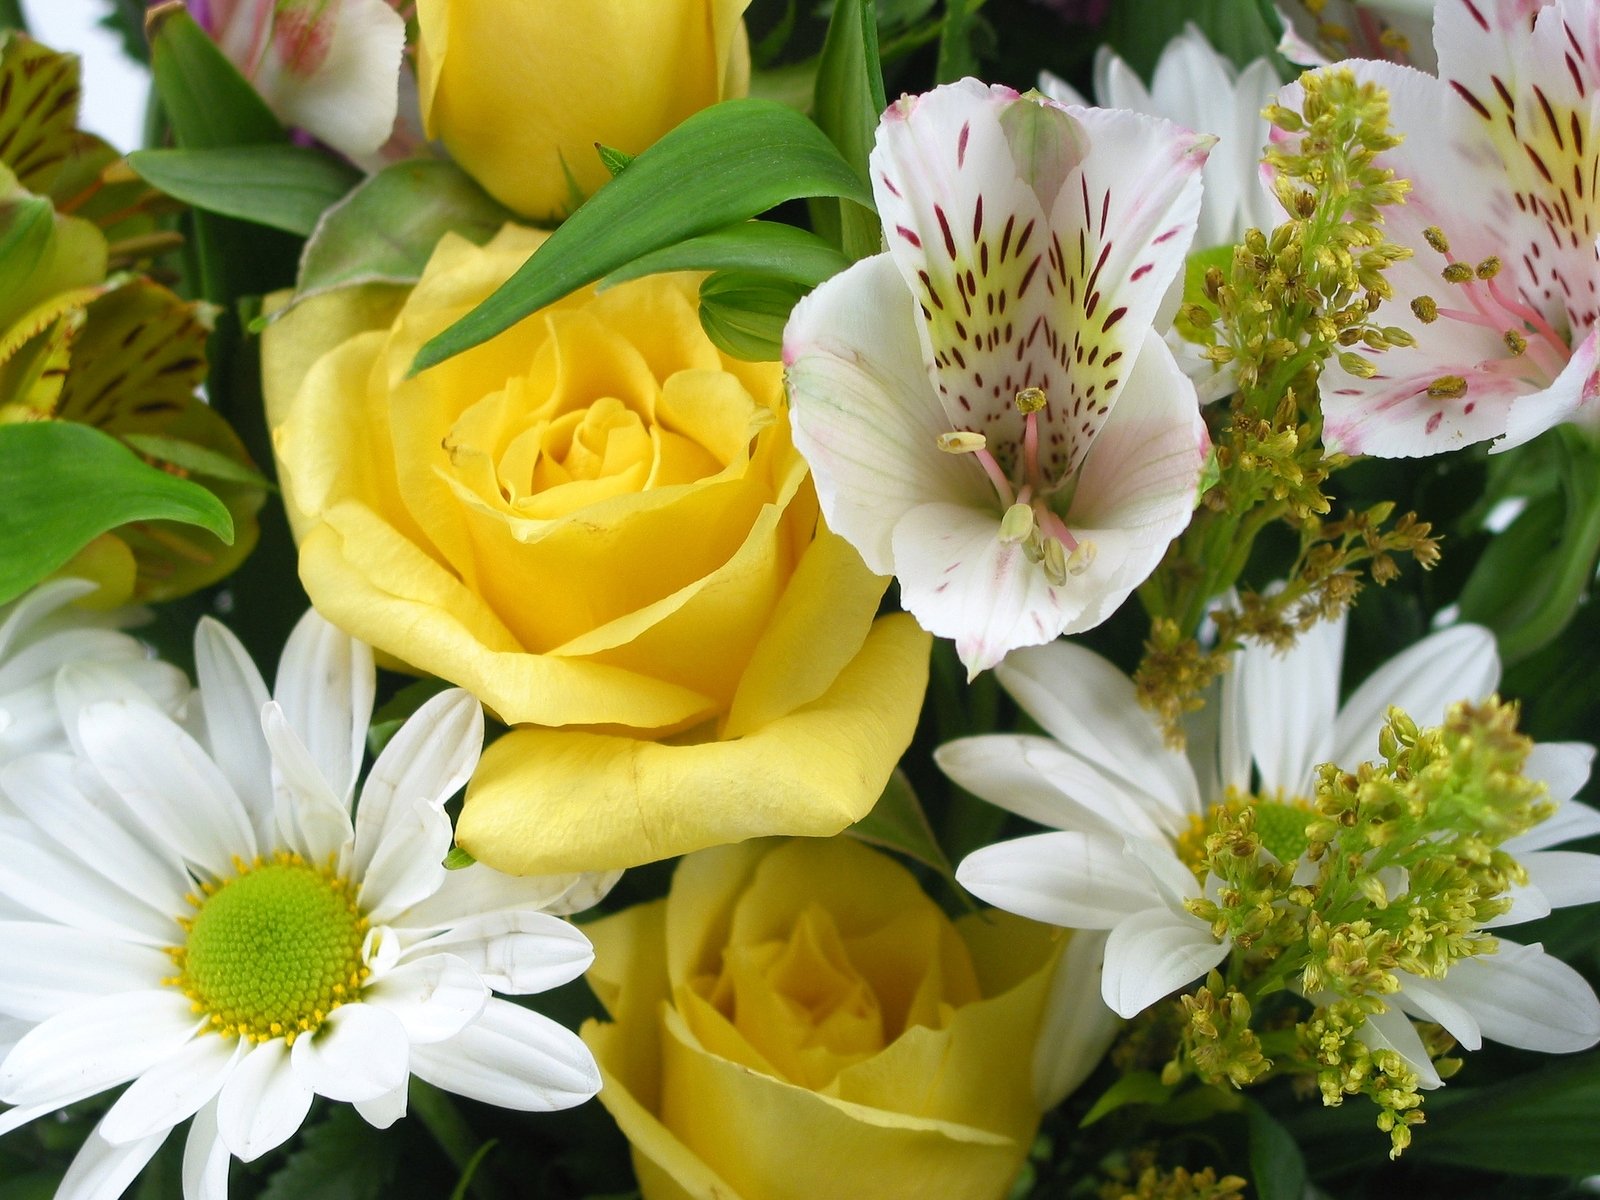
[21,0,151,151]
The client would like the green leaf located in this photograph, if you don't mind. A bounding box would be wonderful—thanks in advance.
[128,145,359,236]
[697,270,808,362]
[1408,1050,1600,1175]
[595,144,634,179]
[409,98,874,375]
[813,0,887,260]
[291,159,514,305]
[1103,0,1286,78]
[1079,1071,1173,1128]
[443,846,477,871]
[120,432,275,490]
[600,221,850,291]
[846,768,956,878]
[1245,1100,1308,1200]
[147,6,283,149]
[936,0,979,83]
[260,1108,397,1200]
[1460,429,1600,663]
[0,421,234,605]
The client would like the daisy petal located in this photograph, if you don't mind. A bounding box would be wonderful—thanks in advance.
[217,1039,314,1163]
[409,997,600,1111]
[274,610,375,807]
[996,640,1200,821]
[355,688,482,881]
[354,1081,409,1129]
[99,1034,241,1144]
[1234,616,1344,796]
[0,817,179,945]
[1100,905,1228,1018]
[405,911,593,994]
[1358,1005,1443,1089]
[1526,742,1596,806]
[0,990,199,1109]
[0,753,186,916]
[1331,624,1500,770]
[55,1125,169,1200]
[957,831,1157,928]
[289,1002,409,1103]
[53,660,191,759]
[363,953,487,1044]
[1033,929,1120,1109]
[0,921,169,1022]
[1405,942,1600,1053]
[397,865,618,931]
[359,796,453,926]
[78,699,257,878]
[1508,850,1600,912]
[183,1100,231,1200]
[194,617,274,847]
[260,701,355,864]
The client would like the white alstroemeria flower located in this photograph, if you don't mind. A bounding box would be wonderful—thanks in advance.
[784,79,1212,677]
[1311,0,1600,456]
[946,617,1600,1053]
[0,578,188,765]
[1039,26,1281,403]
[1041,25,1280,252]
[1277,0,1438,71]
[194,0,406,160]
[0,610,612,1199]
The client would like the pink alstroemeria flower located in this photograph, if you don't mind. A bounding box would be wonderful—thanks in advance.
[192,0,406,161]
[1314,0,1600,456]
[783,79,1212,676]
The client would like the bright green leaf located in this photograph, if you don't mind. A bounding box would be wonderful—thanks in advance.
[292,159,513,305]
[814,0,887,261]
[0,421,233,605]
[595,144,634,179]
[600,221,850,291]
[697,270,808,362]
[120,432,275,490]
[846,768,956,879]
[128,145,358,236]
[409,98,874,375]
[147,7,283,149]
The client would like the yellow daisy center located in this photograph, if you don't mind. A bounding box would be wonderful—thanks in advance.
[165,851,370,1044]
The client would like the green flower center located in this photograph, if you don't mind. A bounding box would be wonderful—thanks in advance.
[166,852,369,1043]
[1177,792,1316,874]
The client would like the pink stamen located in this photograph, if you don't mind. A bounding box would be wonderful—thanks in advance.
[1483,274,1568,357]
[1035,505,1080,553]
[1022,409,1043,493]
[972,447,1015,508]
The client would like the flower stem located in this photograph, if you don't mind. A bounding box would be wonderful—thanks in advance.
[409,1080,510,1200]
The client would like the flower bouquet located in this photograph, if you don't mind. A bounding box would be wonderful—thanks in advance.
[3,0,1600,1197]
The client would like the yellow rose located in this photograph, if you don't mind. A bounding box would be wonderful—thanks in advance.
[416,0,753,221]
[264,224,929,875]
[582,838,1068,1200]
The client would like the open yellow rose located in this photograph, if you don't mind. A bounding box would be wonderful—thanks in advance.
[583,838,1071,1200]
[264,224,929,874]
[416,0,753,221]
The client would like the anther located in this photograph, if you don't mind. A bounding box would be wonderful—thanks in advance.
[1441,262,1474,284]
[1504,329,1528,355]
[998,503,1035,543]
[1410,296,1439,323]
[1427,375,1468,398]
[1475,256,1501,280]
[1015,387,1047,414]
[1066,540,1097,576]
[937,431,986,453]
[1423,226,1450,254]
[1041,537,1068,585]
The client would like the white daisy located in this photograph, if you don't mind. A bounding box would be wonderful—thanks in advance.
[0,609,613,1199]
[946,617,1600,1060]
[0,578,189,765]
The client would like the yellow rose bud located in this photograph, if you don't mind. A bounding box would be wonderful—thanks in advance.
[583,839,1076,1200]
[264,225,930,875]
[416,0,753,220]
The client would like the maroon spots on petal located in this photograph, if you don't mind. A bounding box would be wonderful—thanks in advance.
[1015,219,1036,258]
[1425,411,1443,434]
[1131,262,1153,281]
[1525,142,1555,185]
[1461,0,1488,31]
[971,194,984,241]
[1099,190,1111,236]
[1491,75,1515,113]
[1153,225,1181,245]
[957,121,971,168]
[1534,86,1562,147]
[897,225,922,248]
[1085,290,1101,319]
[880,173,902,198]
[1568,54,1587,97]
[1102,350,1122,367]
[999,214,1016,261]
[1452,80,1492,120]
[1101,306,1127,333]
[1017,258,1041,299]
[1104,377,1118,392]
[1465,401,1476,414]
[935,205,958,259]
